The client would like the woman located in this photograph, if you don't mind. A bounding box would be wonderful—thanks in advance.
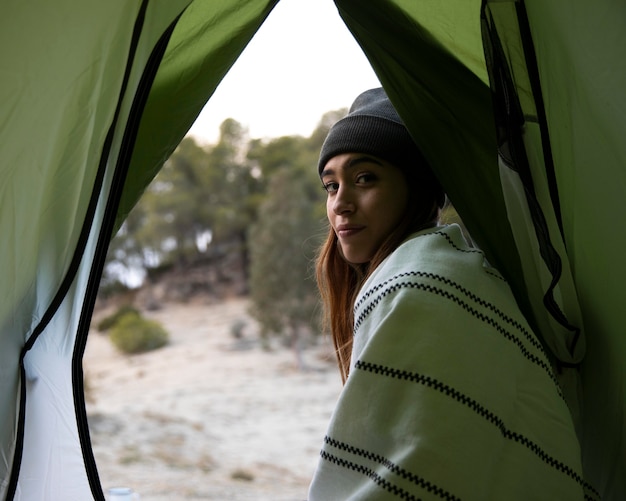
[308,88,594,500]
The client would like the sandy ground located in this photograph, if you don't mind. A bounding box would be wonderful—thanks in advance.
[84,297,341,500]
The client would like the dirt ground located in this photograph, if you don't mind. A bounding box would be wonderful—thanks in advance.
[84,297,341,500]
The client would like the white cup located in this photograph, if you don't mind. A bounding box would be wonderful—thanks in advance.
[108,487,140,501]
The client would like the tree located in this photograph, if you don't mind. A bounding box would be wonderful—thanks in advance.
[100,108,345,319]
[248,164,326,367]
[308,108,347,152]
[102,119,261,288]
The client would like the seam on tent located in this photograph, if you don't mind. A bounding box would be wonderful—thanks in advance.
[515,2,563,240]
[4,1,152,499]
[480,3,582,366]
[72,10,184,501]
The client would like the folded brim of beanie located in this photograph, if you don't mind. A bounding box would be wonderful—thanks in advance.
[318,115,423,175]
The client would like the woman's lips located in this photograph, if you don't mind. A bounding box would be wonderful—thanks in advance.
[336,225,365,238]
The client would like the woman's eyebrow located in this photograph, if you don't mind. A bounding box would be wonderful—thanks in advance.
[320,167,335,178]
[321,155,384,178]
[348,155,384,168]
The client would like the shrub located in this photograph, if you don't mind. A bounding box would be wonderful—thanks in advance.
[96,304,140,332]
[229,318,247,339]
[109,313,169,354]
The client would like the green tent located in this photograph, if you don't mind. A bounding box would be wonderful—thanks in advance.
[1,0,623,499]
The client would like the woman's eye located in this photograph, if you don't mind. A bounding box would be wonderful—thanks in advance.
[356,173,376,184]
[323,182,339,193]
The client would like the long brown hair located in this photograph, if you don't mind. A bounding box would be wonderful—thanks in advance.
[316,163,444,383]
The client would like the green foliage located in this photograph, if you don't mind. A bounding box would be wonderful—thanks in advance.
[96,278,132,301]
[102,121,262,283]
[248,164,326,342]
[96,304,140,332]
[100,108,346,345]
[109,312,169,354]
[308,108,347,150]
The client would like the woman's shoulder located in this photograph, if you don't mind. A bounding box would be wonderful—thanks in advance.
[399,224,483,259]
[375,224,502,280]
[357,224,509,309]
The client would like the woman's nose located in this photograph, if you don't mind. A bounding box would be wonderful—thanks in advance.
[332,186,355,214]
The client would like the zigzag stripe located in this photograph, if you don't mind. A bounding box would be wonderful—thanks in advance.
[355,270,539,354]
[354,360,600,500]
[323,435,460,500]
[354,277,562,398]
[320,450,423,500]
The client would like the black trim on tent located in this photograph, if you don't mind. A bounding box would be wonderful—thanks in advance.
[516,3,564,240]
[480,2,582,366]
[71,11,182,501]
[5,1,151,499]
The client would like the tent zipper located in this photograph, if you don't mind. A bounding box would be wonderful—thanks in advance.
[71,10,183,501]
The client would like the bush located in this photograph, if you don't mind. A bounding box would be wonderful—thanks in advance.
[96,305,140,332]
[109,313,169,354]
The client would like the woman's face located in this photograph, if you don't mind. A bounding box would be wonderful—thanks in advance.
[321,152,409,264]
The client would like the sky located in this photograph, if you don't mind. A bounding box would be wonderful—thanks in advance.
[187,0,381,144]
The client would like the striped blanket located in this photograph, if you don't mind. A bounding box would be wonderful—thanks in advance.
[308,224,596,500]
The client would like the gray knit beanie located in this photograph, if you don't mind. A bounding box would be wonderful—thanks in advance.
[318,87,445,207]
[319,87,424,174]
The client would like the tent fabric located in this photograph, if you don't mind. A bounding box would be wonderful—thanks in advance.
[0,0,623,499]
[481,0,586,431]
[480,1,626,497]
[0,1,276,498]
[1,2,152,497]
[519,2,626,497]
